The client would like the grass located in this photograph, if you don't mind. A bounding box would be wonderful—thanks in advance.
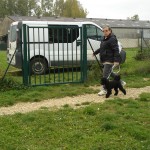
[0,93,149,149]
[0,49,150,149]
[121,48,150,75]
[0,83,97,107]
[1,49,150,107]
[119,48,150,87]
[0,51,17,75]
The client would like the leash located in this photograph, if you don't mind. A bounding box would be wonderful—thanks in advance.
[107,65,120,79]
[87,38,103,72]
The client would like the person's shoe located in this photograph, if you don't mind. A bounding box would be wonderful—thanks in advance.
[121,81,126,86]
[98,89,107,96]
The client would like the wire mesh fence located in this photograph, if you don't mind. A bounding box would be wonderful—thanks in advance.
[112,27,150,52]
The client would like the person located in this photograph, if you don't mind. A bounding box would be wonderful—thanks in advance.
[93,25,125,96]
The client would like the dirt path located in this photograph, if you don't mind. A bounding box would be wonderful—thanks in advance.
[0,86,150,116]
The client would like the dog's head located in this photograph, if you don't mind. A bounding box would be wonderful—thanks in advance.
[114,75,121,81]
[101,77,109,85]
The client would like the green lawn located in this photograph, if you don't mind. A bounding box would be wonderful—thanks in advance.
[0,51,17,74]
[0,50,150,149]
[121,49,150,75]
[0,93,149,150]
[0,83,97,107]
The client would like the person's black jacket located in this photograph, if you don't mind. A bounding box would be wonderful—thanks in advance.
[93,33,121,63]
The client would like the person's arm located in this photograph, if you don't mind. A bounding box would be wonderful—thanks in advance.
[110,37,120,64]
[93,48,100,56]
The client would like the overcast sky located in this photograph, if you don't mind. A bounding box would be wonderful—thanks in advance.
[79,0,150,20]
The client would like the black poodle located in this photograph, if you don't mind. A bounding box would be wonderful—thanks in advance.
[101,75,126,98]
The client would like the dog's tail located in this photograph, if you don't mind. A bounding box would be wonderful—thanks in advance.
[114,75,121,81]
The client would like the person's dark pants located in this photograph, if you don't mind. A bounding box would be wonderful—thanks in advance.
[102,64,116,90]
[103,64,116,79]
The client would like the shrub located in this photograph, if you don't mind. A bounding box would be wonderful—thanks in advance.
[87,62,102,83]
[135,50,150,60]
[0,78,29,91]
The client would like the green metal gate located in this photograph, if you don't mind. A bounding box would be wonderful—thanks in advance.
[21,24,87,86]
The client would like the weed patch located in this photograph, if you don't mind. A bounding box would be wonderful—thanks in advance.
[83,106,97,116]
[0,78,28,92]
[101,121,117,131]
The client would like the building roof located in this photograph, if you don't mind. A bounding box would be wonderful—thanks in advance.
[8,16,150,29]
[1,16,150,38]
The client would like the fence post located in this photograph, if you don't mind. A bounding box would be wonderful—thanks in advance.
[82,25,87,82]
[23,24,29,85]
[141,29,143,52]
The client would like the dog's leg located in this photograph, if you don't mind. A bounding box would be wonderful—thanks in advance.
[114,88,118,96]
[106,89,112,98]
[119,85,126,95]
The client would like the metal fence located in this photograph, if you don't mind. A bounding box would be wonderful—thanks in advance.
[112,27,150,51]
[3,24,150,86]
[21,24,87,86]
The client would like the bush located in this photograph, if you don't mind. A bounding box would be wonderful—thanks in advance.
[135,50,150,60]
[87,62,103,83]
[0,78,29,91]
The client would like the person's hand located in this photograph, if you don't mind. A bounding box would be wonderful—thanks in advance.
[114,62,119,66]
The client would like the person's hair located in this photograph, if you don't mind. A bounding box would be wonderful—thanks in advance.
[103,25,112,33]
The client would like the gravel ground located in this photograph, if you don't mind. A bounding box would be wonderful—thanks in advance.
[0,86,150,116]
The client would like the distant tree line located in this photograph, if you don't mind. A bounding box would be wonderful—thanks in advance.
[0,0,87,18]
[127,14,140,21]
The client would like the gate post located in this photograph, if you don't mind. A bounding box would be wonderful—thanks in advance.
[82,25,87,82]
[23,24,29,85]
